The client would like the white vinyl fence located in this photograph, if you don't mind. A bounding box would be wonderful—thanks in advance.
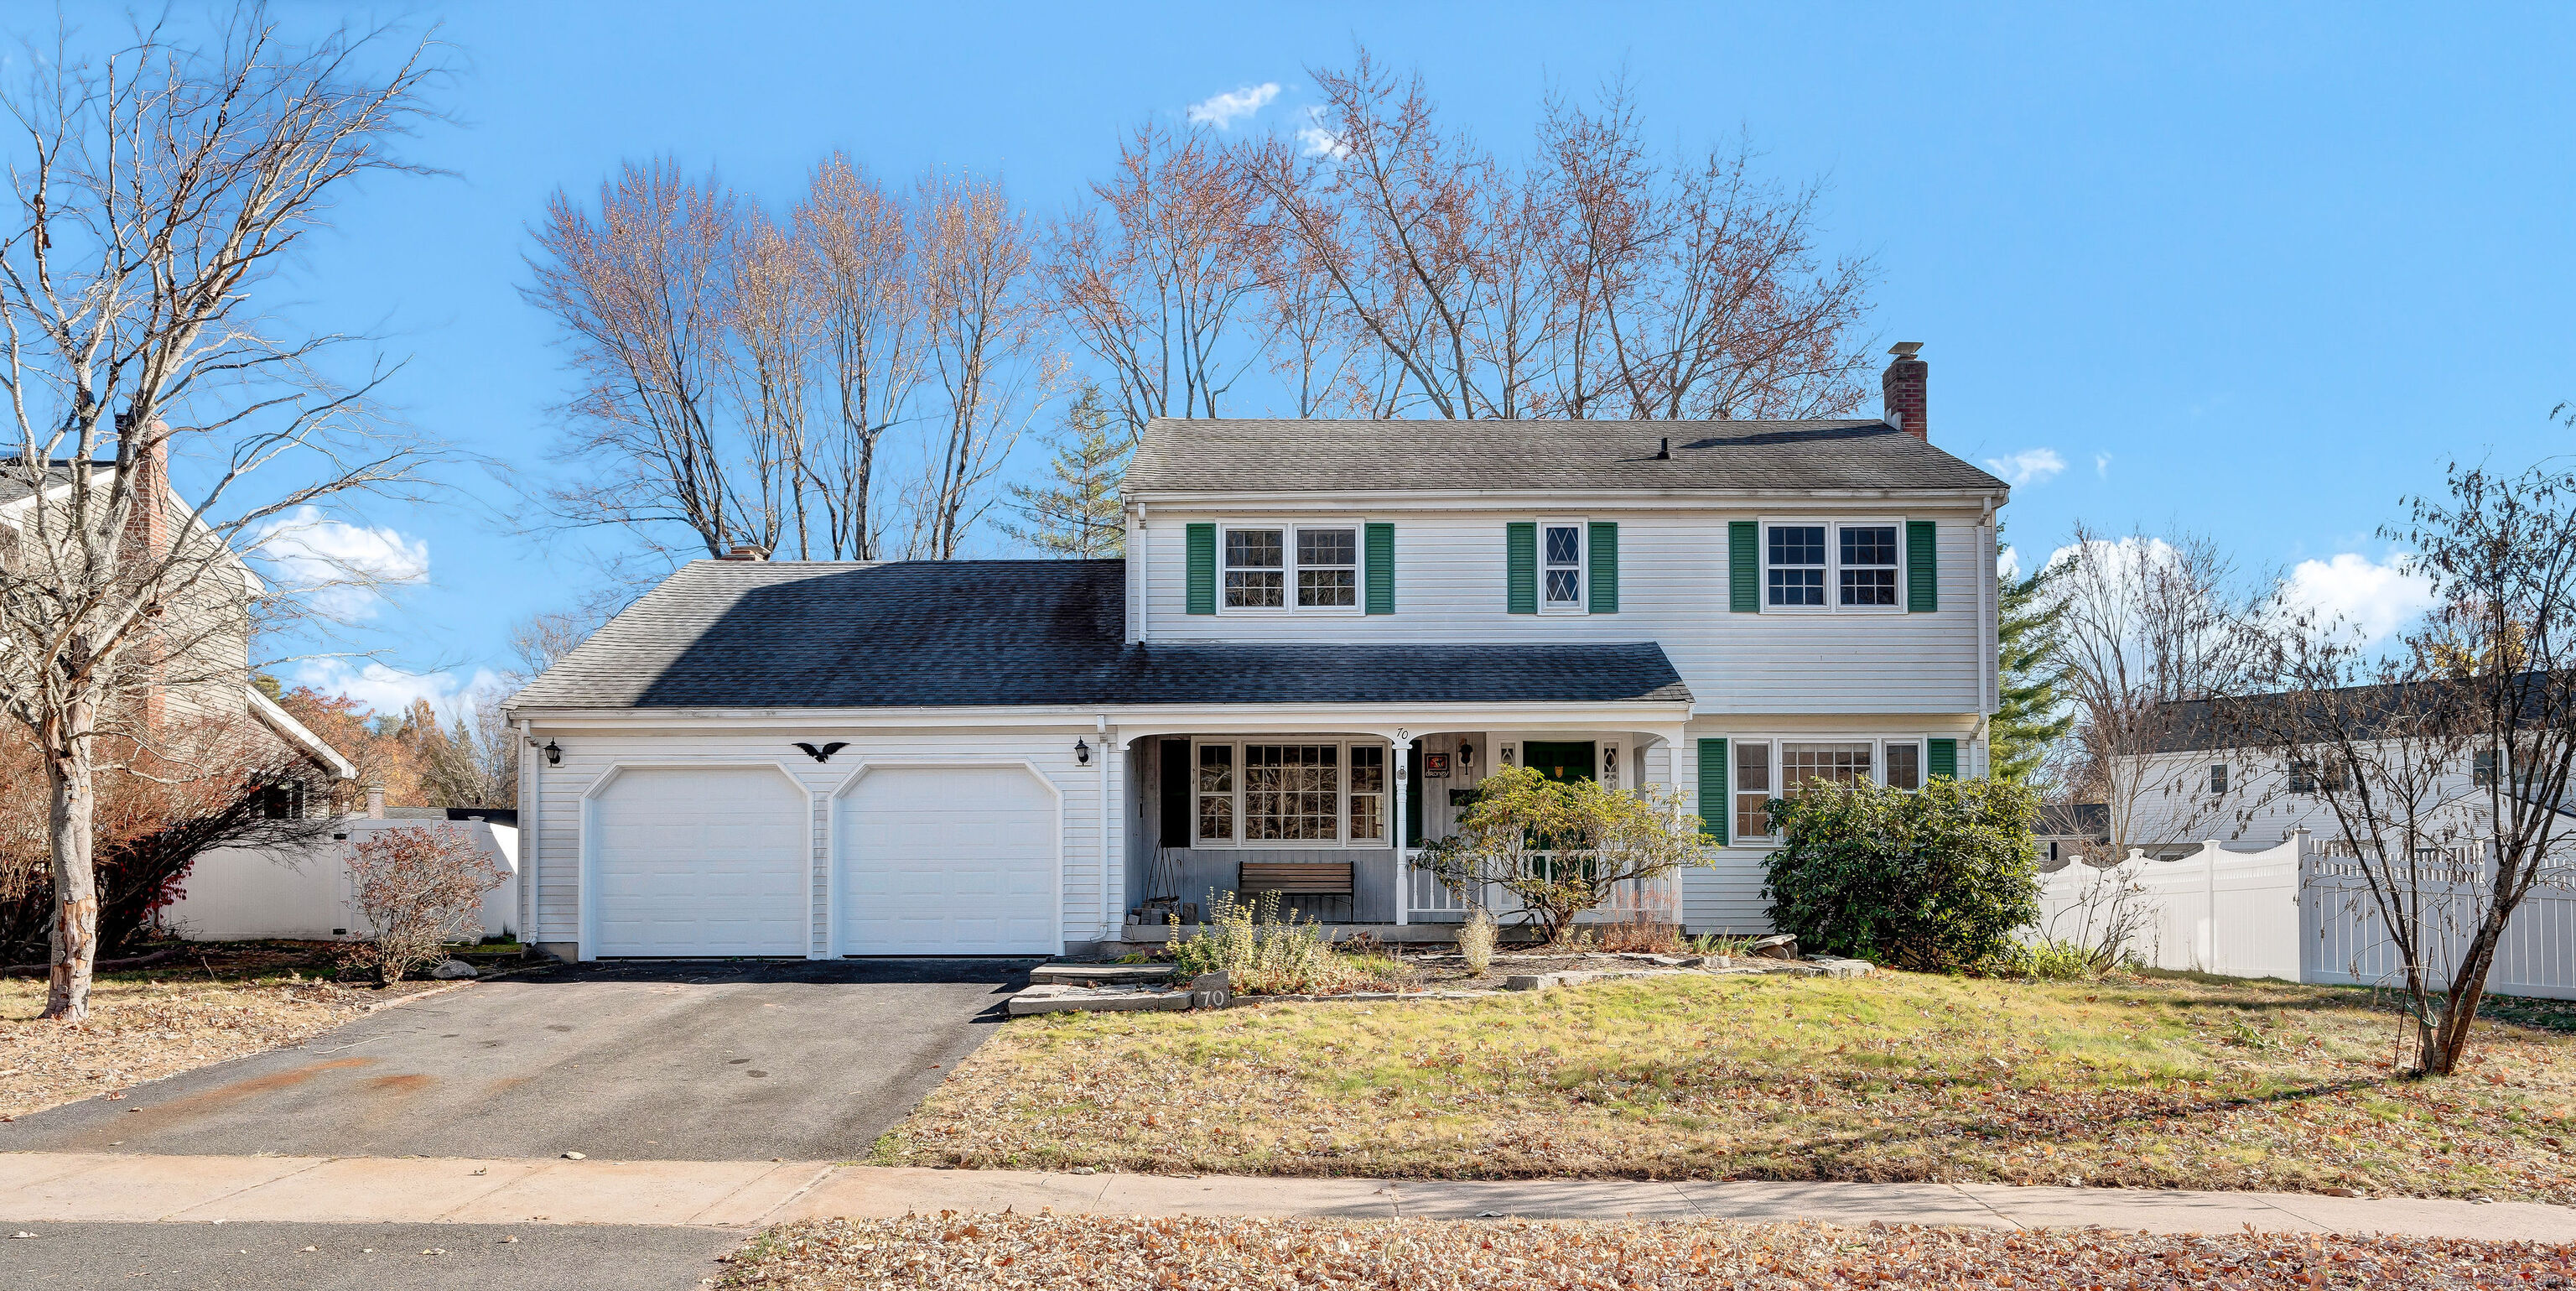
[159,819,518,944]
[2034,831,2576,1001]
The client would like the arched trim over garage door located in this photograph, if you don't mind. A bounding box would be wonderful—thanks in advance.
[827,759,1063,957]
[579,761,816,961]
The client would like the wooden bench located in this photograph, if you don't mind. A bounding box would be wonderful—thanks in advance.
[1239,862,1356,919]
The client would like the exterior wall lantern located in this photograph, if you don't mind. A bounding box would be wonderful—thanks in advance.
[1074,737,1092,766]
[543,739,562,766]
[1457,740,1474,768]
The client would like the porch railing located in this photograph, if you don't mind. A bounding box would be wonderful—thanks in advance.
[1404,850,1677,924]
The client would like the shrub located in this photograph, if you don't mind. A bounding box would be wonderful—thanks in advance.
[2011,938,2101,981]
[1169,891,1354,996]
[1762,776,2041,974]
[1419,766,1715,944]
[345,825,505,984]
[1457,908,1497,975]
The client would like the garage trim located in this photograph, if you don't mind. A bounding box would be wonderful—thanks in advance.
[577,760,819,961]
[824,758,1065,958]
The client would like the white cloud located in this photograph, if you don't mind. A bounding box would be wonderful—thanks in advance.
[1984,448,2065,487]
[2282,551,2435,645]
[288,659,501,722]
[2094,451,2113,479]
[1186,82,1280,129]
[250,506,429,620]
[1997,545,2023,580]
[2044,534,2182,581]
[1295,106,1348,159]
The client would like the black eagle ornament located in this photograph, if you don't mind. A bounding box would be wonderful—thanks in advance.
[793,742,849,763]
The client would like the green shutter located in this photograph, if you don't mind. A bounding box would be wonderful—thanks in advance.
[1185,523,1217,615]
[1697,738,1728,844]
[1729,520,1758,613]
[1928,737,1959,780]
[1907,519,1937,613]
[1587,521,1618,614]
[1506,522,1537,614]
[1364,522,1394,615]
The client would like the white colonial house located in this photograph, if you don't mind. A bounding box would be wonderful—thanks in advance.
[503,346,2010,960]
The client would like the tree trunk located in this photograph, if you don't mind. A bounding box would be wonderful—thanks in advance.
[43,705,98,1022]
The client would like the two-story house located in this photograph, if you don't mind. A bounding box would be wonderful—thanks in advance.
[504,346,2009,961]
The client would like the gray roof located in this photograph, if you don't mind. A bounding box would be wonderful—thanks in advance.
[511,560,1692,711]
[0,461,80,507]
[1124,419,2009,496]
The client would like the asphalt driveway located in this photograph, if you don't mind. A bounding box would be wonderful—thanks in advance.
[0,958,1031,1162]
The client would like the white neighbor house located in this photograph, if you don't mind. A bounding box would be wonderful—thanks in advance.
[503,346,2009,961]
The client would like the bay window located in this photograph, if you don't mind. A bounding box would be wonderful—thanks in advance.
[1190,739,1391,846]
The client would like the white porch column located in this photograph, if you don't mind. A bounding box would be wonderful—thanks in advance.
[1392,730,1410,926]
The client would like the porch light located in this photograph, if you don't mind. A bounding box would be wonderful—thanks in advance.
[1457,740,1473,767]
[1074,737,1092,766]
[543,739,562,767]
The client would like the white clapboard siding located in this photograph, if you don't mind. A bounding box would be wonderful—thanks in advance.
[1135,506,1992,715]
[527,726,1104,954]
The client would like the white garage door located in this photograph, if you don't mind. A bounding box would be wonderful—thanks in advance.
[837,765,1057,955]
[593,767,808,957]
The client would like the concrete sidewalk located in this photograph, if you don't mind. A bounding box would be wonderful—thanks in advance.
[4,1152,2570,1241]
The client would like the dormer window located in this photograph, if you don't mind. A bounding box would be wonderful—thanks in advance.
[1222,524,1360,613]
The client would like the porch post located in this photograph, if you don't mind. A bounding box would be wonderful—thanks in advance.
[1392,730,1410,927]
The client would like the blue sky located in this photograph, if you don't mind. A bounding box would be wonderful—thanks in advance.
[142,1,2575,713]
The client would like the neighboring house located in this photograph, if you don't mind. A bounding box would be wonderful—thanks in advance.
[2115,685,2521,855]
[506,346,2009,961]
[0,454,356,808]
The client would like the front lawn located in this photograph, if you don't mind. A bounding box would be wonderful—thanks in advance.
[722,1214,2573,1290]
[874,970,2576,1202]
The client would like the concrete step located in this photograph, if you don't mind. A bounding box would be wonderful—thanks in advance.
[1029,963,1178,986]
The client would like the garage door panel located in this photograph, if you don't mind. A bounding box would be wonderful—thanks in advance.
[592,768,808,958]
[836,764,1057,955]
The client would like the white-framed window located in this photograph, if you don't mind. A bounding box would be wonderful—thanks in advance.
[1763,518,1904,613]
[1720,737,1947,839]
[1222,523,1361,613]
[1733,740,1774,841]
[1540,518,1586,612]
[1883,740,1922,791]
[2209,763,2230,795]
[1192,738,1390,847]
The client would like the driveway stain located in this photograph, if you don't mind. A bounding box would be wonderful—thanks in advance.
[102,1057,382,1136]
[366,1074,434,1095]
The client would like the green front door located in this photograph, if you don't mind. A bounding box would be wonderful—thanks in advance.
[1521,741,1597,783]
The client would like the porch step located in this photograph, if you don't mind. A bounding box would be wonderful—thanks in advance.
[1028,963,1178,986]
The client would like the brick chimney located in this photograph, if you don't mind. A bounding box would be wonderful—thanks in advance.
[118,417,170,558]
[716,544,769,561]
[1881,342,1927,440]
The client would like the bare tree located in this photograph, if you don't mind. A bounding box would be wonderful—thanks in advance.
[910,172,1056,560]
[1237,49,1875,422]
[0,8,440,1018]
[2050,524,2259,867]
[527,159,756,562]
[796,153,920,560]
[2243,463,2576,1075]
[728,205,817,555]
[1048,122,1272,439]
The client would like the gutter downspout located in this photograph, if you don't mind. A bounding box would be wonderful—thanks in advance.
[1098,714,1115,945]
[517,718,537,952]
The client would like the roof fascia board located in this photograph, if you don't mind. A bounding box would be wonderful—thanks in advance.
[507,700,1696,731]
[245,684,359,779]
[1124,487,2008,511]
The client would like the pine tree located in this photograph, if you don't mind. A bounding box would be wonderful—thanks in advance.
[1992,531,2073,783]
[1000,385,1129,557]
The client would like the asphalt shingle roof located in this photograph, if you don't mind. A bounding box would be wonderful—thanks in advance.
[1123,419,2009,495]
[510,560,1692,711]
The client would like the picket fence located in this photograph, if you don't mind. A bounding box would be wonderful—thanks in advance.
[2033,832,2576,1001]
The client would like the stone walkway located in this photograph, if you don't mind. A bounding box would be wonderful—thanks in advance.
[4,1152,2569,1241]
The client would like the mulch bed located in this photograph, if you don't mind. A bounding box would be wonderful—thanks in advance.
[721,1214,2576,1289]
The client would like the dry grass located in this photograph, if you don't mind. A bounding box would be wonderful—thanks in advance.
[0,943,412,1120]
[875,970,2576,1202]
[721,1214,2576,1290]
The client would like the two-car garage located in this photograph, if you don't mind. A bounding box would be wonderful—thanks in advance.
[584,761,1060,959]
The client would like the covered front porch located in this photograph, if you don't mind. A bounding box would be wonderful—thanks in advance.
[1114,722,1688,940]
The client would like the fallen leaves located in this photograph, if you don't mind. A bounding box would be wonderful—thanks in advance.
[0,969,371,1118]
[719,1215,2576,1289]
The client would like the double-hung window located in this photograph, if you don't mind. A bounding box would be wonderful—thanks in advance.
[1763,520,1903,612]
[1734,741,1774,841]
[1541,521,1585,612]
[1192,739,1388,846]
[1782,742,1874,794]
[1222,525,1358,612]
